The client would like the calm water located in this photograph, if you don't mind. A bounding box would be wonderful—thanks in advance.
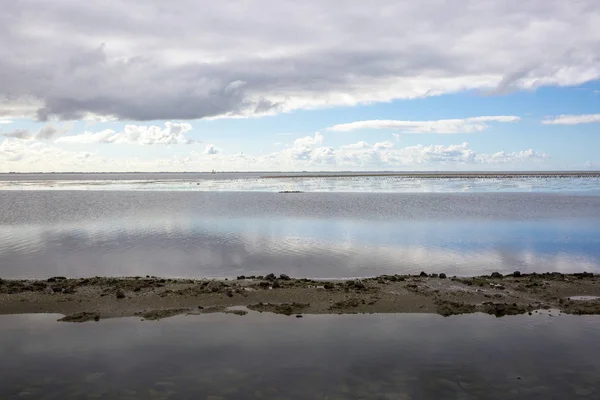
[0,312,599,399]
[1,191,600,278]
[2,173,600,193]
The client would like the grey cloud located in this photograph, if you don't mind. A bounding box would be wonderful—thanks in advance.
[1,123,67,140]
[1,1,600,121]
[2,129,32,139]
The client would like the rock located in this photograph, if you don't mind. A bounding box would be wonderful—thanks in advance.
[323,283,335,290]
[62,287,77,294]
[279,274,291,280]
[491,272,503,278]
[419,271,428,277]
[236,275,246,280]
[513,271,522,277]
[353,280,366,289]
[115,289,126,299]
[271,280,281,289]
[439,273,447,279]
[258,281,270,288]
[225,289,234,297]
[265,273,276,281]
[296,314,303,318]
[59,312,100,323]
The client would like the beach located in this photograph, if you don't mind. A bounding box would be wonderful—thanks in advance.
[2,272,599,322]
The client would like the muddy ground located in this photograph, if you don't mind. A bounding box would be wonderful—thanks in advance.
[1,271,599,322]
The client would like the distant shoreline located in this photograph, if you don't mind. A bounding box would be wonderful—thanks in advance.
[1,272,599,322]
[261,171,600,179]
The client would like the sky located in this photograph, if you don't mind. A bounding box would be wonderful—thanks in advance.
[1,0,600,172]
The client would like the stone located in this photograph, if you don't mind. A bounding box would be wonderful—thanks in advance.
[324,283,335,290]
[419,271,428,277]
[491,272,503,278]
[271,280,281,289]
[265,273,276,281]
[513,271,522,277]
[279,274,291,280]
[353,280,366,289]
[439,273,447,279]
[115,289,126,299]
[225,289,234,297]
[236,275,246,280]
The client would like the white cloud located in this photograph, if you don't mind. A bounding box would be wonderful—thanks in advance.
[55,122,195,145]
[341,141,370,150]
[542,114,600,125]
[373,141,394,150]
[328,116,520,133]
[0,136,548,173]
[392,134,401,141]
[293,132,324,148]
[1,1,599,120]
[0,119,13,124]
[203,144,221,155]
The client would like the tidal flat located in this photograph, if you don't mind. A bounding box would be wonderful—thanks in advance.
[1,272,599,322]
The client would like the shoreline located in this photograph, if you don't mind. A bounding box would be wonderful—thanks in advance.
[262,172,600,179]
[1,272,599,322]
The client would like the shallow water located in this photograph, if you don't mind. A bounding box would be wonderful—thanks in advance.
[1,191,600,278]
[1,172,600,193]
[0,312,598,399]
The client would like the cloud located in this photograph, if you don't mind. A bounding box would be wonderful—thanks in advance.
[2,129,31,139]
[1,1,600,121]
[373,141,394,150]
[1,135,547,172]
[0,119,13,124]
[55,122,195,145]
[392,134,401,141]
[293,132,324,148]
[341,141,370,150]
[203,144,221,155]
[328,116,520,133]
[542,114,600,125]
[1,123,67,140]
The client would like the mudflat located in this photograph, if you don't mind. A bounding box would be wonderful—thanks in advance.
[1,272,599,322]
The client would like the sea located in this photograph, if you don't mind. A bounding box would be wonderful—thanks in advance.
[1,172,599,399]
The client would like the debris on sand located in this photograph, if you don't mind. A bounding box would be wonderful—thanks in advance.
[248,302,309,316]
[59,312,100,323]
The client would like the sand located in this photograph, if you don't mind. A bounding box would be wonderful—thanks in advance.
[1,272,600,322]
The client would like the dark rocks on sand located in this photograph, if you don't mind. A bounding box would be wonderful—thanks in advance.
[345,280,366,290]
[265,273,276,281]
[115,289,126,299]
[279,274,291,281]
[419,271,428,277]
[58,312,100,323]
[271,280,281,289]
[225,289,234,297]
[236,275,246,280]
[47,276,67,283]
[491,272,503,279]
[439,273,447,279]
[258,281,271,289]
[513,271,522,277]
[324,283,335,290]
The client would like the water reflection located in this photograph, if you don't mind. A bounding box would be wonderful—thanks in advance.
[1,192,600,278]
[1,216,599,278]
[0,313,599,399]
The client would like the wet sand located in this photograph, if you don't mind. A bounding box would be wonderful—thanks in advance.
[1,272,600,322]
